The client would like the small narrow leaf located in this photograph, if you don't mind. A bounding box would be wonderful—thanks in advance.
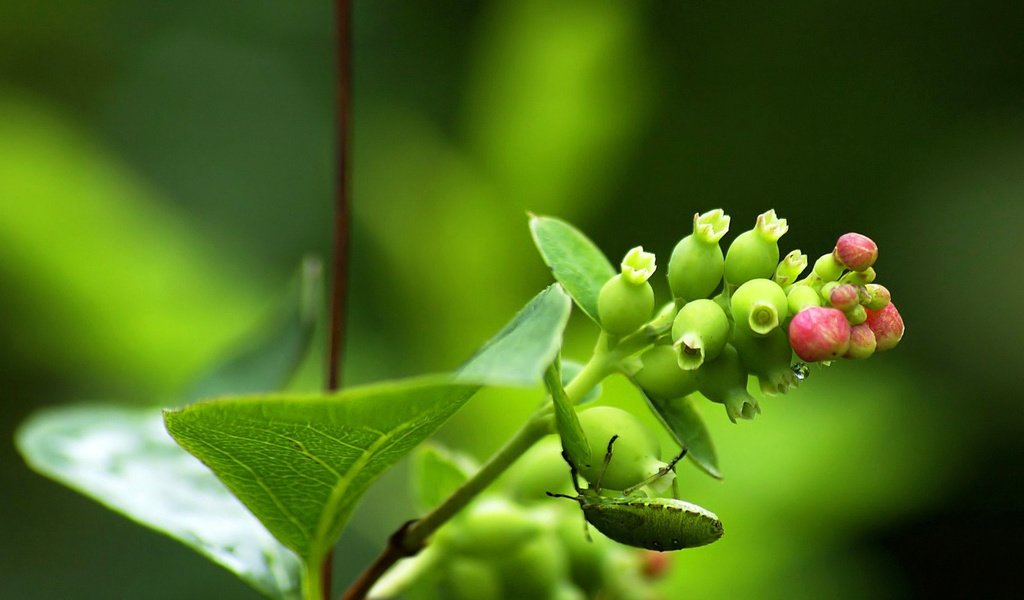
[456,284,572,386]
[185,257,323,402]
[16,406,302,599]
[545,358,592,469]
[411,443,479,513]
[529,214,615,324]
[642,393,722,479]
[165,378,478,563]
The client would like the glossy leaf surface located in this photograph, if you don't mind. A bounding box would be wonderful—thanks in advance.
[529,215,615,324]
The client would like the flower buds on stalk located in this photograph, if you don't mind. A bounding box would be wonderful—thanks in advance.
[865,302,904,351]
[840,267,876,285]
[695,345,760,422]
[633,344,699,401]
[671,299,731,370]
[730,278,789,336]
[787,284,822,315]
[732,326,799,395]
[812,253,845,283]
[773,249,808,289]
[844,304,867,325]
[667,210,730,302]
[862,283,891,310]
[834,233,878,272]
[598,247,656,336]
[724,210,789,287]
[826,283,860,312]
[787,307,851,362]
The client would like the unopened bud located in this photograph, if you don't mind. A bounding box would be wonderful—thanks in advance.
[828,284,860,312]
[834,233,878,272]
[787,307,852,362]
[672,299,730,370]
[773,249,807,288]
[865,302,904,351]
[812,253,845,282]
[843,323,876,359]
[840,267,876,285]
[621,246,657,285]
[730,278,788,336]
[668,210,730,302]
[862,283,891,310]
[724,209,788,286]
[845,304,867,325]
[787,284,822,315]
[633,344,699,400]
[695,345,760,423]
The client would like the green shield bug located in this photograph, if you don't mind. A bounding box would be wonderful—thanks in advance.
[548,436,724,552]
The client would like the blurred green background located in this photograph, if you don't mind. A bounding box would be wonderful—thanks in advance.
[3,0,1023,598]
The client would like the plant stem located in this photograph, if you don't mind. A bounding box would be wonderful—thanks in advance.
[340,352,616,600]
[323,0,352,596]
[304,559,324,600]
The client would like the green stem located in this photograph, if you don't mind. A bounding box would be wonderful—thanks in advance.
[304,559,324,600]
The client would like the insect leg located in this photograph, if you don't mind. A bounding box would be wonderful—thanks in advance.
[593,434,619,493]
[622,445,688,496]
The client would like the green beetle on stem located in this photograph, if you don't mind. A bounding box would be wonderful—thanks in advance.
[548,437,724,552]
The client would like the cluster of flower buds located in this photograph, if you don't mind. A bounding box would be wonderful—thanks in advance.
[600,209,904,423]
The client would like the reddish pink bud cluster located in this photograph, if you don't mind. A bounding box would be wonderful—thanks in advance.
[787,232,903,362]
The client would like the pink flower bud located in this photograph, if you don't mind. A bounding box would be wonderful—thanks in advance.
[865,302,904,351]
[863,283,891,310]
[787,307,851,362]
[844,323,877,359]
[833,233,878,272]
[641,551,673,579]
[828,283,860,312]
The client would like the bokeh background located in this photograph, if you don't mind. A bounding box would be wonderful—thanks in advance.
[3,1,1024,598]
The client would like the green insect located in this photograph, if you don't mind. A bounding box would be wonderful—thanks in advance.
[548,436,724,552]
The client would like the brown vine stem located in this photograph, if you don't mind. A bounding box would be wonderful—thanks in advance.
[323,0,352,597]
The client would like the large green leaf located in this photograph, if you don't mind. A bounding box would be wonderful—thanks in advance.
[456,283,572,386]
[544,358,592,469]
[16,406,302,599]
[529,214,615,324]
[642,392,722,479]
[165,284,573,564]
[185,256,323,402]
[164,379,478,563]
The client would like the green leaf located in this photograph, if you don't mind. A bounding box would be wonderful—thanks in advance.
[164,378,478,563]
[456,284,572,386]
[411,443,479,513]
[545,357,592,469]
[529,214,615,324]
[642,393,722,480]
[185,257,323,402]
[16,405,302,600]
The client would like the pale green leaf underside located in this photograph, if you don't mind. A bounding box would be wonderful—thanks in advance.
[456,283,572,386]
[642,393,722,479]
[545,359,592,469]
[529,214,615,324]
[411,443,478,513]
[164,378,478,563]
[16,405,301,599]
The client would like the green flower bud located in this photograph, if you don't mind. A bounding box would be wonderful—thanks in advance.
[773,249,808,288]
[862,283,891,310]
[577,407,668,491]
[724,209,789,286]
[442,557,502,600]
[730,278,789,336]
[845,304,867,325]
[787,284,822,314]
[671,299,731,370]
[620,246,657,285]
[441,496,545,557]
[632,344,699,400]
[598,274,655,336]
[555,512,615,595]
[502,436,574,503]
[732,326,798,395]
[495,532,569,599]
[695,344,760,423]
[667,210,730,302]
[843,323,876,359]
[812,253,845,282]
